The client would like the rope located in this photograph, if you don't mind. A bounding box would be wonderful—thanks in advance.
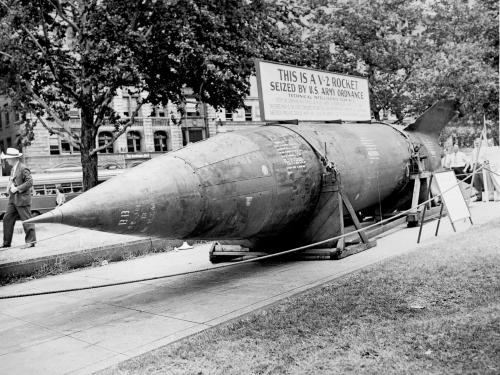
[482,165,500,177]
[0,168,481,300]
[2,228,80,250]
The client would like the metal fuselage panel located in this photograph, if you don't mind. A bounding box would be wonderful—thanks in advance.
[173,127,324,239]
[51,122,441,244]
[295,123,414,210]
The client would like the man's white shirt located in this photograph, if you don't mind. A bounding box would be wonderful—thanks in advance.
[446,151,468,168]
[8,161,19,193]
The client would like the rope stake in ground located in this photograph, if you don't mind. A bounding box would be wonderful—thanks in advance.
[0,169,482,300]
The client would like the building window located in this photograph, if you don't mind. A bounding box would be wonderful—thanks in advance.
[49,135,60,155]
[151,106,169,126]
[68,109,80,118]
[182,128,204,146]
[185,102,200,118]
[127,131,142,152]
[98,131,114,153]
[154,131,169,152]
[49,130,80,155]
[244,106,252,121]
[152,105,167,117]
[225,111,233,121]
[123,96,140,117]
[61,138,72,153]
[4,112,9,127]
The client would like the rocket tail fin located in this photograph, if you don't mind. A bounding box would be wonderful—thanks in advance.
[404,99,463,136]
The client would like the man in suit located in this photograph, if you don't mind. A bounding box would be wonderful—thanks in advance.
[1,148,36,248]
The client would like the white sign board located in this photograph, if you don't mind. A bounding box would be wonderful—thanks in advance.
[255,60,371,122]
[433,171,471,223]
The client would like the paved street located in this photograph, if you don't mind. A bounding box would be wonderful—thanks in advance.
[0,201,499,375]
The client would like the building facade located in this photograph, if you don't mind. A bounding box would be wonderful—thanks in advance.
[0,78,264,174]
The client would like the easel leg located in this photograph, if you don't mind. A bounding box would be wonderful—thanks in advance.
[434,204,445,237]
[417,203,428,244]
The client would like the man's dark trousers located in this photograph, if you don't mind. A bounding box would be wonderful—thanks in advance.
[3,202,36,246]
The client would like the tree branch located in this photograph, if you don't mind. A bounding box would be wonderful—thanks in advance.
[35,113,80,148]
[94,87,117,128]
[91,100,144,155]
[48,0,81,33]
[23,79,74,134]
[128,0,142,31]
[20,24,46,55]
[65,0,78,12]
[0,50,13,59]
[35,4,81,103]
[17,24,80,100]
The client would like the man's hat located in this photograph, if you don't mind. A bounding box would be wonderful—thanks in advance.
[1,147,22,159]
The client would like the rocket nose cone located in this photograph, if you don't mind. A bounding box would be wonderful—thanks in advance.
[24,208,63,225]
[38,154,205,238]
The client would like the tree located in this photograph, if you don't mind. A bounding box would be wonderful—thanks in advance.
[411,0,499,126]
[296,0,498,126]
[297,0,432,122]
[0,0,295,190]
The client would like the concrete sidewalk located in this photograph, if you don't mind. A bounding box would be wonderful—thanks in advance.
[0,201,498,375]
[0,223,186,282]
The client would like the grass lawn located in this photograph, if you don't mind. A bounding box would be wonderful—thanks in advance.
[101,219,500,375]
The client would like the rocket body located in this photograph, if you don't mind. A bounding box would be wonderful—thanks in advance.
[27,100,459,250]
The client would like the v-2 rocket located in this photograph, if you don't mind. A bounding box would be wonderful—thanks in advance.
[26,100,461,251]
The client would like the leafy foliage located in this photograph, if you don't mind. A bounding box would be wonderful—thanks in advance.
[0,0,294,188]
[293,0,498,127]
[0,0,498,188]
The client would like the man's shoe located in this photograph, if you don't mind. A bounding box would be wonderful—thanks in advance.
[21,243,35,249]
[0,244,10,249]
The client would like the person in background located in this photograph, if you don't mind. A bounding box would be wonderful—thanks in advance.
[445,144,468,180]
[1,147,36,248]
[467,138,486,201]
[441,146,451,169]
[55,184,66,207]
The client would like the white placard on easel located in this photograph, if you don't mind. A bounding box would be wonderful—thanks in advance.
[433,170,473,232]
[417,170,473,243]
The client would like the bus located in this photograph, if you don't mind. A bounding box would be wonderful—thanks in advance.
[0,169,124,220]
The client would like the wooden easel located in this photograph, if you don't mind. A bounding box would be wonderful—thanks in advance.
[418,171,473,244]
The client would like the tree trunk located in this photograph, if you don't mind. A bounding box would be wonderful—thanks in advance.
[80,105,98,191]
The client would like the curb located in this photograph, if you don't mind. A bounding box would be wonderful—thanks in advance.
[0,208,443,283]
[0,238,194,283]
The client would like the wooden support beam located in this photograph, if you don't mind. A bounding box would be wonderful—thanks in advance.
[336,187,345,253]
[339,190,368,244]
